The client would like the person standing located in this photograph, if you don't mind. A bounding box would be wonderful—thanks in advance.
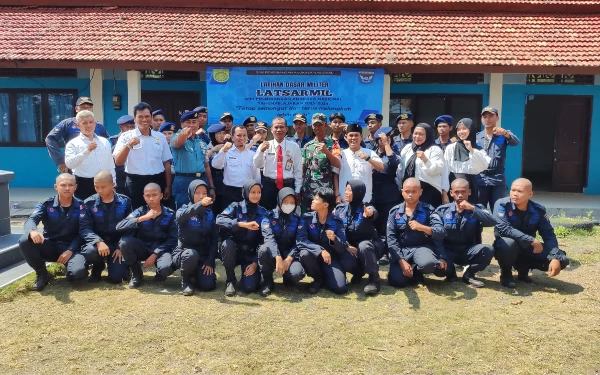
[64,110,116,201]
[362,113,383,151]
[193,106,211,144]
[18,174,88,291]
[109,115,135,195]
[211,126,261,211]
[287,113,312,148]
[220,112,234,134]
[476,106,521,210]
[253,117,302,210]
[300,113,341,212]
[243,116,258,140]
[46,96,109,173]
[151,109,166,131]
[393,112,414,150]
[434,115,454,151]
[113,102,173,210]
[206,123,230,215]
[330,112,349,149]
[170,110,215,209]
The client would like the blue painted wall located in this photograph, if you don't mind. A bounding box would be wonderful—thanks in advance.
[0,77,92,188]
[102,79,129,135]
[502,84,600,195]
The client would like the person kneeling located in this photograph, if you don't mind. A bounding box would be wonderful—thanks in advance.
[333,180,382,295]
[116,183,177,288]
[172,180,218,296]
[19,174,87,291]
[258,188,305,296]
[386,178,447,287]
[493,178,569,288]
[80,171,132,284]
[216,180,268,297]
[434,178,496,288]
[297,187,350,295]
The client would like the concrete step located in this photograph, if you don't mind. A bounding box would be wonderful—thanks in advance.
[0,261,33,289]
[0,233,23,270]
[9,188,54,209]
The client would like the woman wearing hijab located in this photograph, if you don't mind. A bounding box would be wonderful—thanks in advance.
[443,118,491,204]
[216,180,268,297]
[206,123,229,215]
[333,180,383,295]
[257,187,305,296]
[172,180,218,296]
[400,123,446,207]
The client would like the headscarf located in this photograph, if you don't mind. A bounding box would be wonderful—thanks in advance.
[187,179,208,204]
[403,123,435,181]
[454,118,478,162]
[277,187,296,215]
[346,180,366,209]
[242,179,261,214]
[208,124,225,146]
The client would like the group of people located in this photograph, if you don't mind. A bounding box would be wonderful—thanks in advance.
[18,96,570,297]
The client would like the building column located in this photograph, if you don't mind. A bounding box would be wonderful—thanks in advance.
[90,69,104,123]
[127,70,142,114]
[489,73,504,126]
[382,73,391,124]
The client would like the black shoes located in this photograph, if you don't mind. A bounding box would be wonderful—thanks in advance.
[225,280,237,297]
[88,263,104,283]
[32,269,49,292]
[307,280,322,294]
[129,263,144,288]
[378,254,390,266]
[259,279,274,297]
[182,277,194,296]
[364,275,381,295]
[500,273,516,288]
[517,269,533,283]
[462,271,485,288]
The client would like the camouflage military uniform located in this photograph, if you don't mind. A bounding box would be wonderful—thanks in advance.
[300,137,341,212]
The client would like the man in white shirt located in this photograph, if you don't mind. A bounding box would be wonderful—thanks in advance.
[335,123,384,204]
[212,126,261,210]
[65,110,116,201]
[253,117,302,210]
[113,102,173,209]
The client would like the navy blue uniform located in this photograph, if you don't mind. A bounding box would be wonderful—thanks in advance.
[258,198,305,286]
[434,203,496,277]
[386,202,446,287]
[393,135,413,151]
[296,212,350,294]
[116,205,177,277]
[475,131,520,210]
[333,203,382,279]
[79,193,132,283]
[109,133,127,195]
[46,117,109,166]
[493,197,569,274]
[216,200,268,292]
[287,134,312,149]
[372,149,402,252]
[19,196,87,280]
[172,185,219,291]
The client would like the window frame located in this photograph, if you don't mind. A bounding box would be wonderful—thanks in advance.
[0,89,78,147]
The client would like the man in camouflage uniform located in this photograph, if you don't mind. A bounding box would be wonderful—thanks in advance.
[300,113,341,212]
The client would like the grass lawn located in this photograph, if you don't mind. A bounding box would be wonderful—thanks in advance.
[1,229,600,374]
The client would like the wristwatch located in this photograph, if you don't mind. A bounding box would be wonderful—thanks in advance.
[365,155,371,161]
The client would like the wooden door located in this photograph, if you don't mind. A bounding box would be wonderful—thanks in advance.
[552,96,591,192]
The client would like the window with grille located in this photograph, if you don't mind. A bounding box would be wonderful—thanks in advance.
[391,73,485,84]
[141,70,201,81]
[526,74,594,85]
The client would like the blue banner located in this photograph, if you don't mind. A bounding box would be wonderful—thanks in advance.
[206,66,384,126]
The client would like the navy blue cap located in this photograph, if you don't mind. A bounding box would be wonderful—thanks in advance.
[243,116,258,126]
[220,112,233,121]
[330,112,345,122]
[374,126,396,139]
[152,109,164,117]
[159,122,179,133]
[117,115,134,125]
[76,96,93,106]
[180,110,198,123]
[292,113,307,123]
[434,115,453,127]
[346,122,362,134]
[207,123,226,133]
[256,122,268,132]
[365,113,383,124]
[481,106,499,116]
[194,106,207,113]
[395,112,413,123]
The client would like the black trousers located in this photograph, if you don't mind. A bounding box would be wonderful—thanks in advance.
[74,175,96,201]
[420,181,442,208]
[373,200,400,258]
[220,185,243,213]
[260,177,295,210]
[126,172,166,210]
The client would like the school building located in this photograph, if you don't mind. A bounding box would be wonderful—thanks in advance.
[0,1,600,195]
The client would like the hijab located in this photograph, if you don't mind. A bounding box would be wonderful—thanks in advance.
[403,123,435,181]
[346,180,366,209]
[454,118,478,162]
[187,179,208,204]
[208,125,224,146]
[242,179,261,214]
[277,187,296,215]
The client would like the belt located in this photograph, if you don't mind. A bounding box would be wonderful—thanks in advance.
[482,170,499,175]
[175,172,204,178]
[263,176,294,184]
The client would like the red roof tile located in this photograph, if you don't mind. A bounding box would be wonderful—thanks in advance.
[1,7,600,69]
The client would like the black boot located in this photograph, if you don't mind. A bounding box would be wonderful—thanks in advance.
[517,268,533,283]
[462,270,485,288]
[32,269,49,292]
[88,263,105,283]
[307,279,322,294]
[225,279,237,297]
[129,263,144,288]
[259,277,275,297]
[412,266,425,286]
[500,268,516,288]
[182,276,194,296]
[363,274,381,295]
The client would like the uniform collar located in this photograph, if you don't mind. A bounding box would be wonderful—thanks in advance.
[79,132,97,141]
[135,127,154,137]
[311,211,333,224]
[399,201,424,214]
